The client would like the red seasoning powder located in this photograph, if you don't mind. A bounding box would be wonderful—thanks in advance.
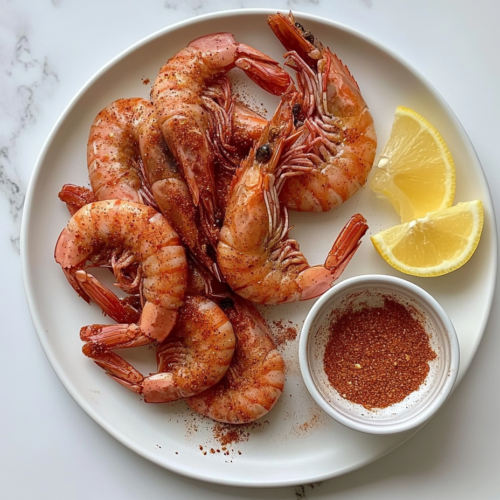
[323,296,437,410]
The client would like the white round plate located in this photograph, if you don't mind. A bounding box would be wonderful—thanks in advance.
[21,9,497,487]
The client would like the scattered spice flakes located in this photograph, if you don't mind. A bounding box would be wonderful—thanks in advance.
[212,422,250,446]
[323,296,437,410]
[194,416,273,457]
[184,418,199,437]
[233,91,267,117]
[142,77,150,85]
[271,319,298,346]
[299,413,319,432]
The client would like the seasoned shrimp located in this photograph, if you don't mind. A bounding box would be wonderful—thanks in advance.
[151,32,292,246]
[82,295,236,403]
[63,97,219,281]
[268,12,377,211]
[186,294,284,424]
[217,93,369,305]
[54,200,187,347]
[86,98,160,203]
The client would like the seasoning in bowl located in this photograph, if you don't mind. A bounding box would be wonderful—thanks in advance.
[323,295,437,410]
[299,275,460,434]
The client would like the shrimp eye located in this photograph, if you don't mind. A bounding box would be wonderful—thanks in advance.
[295,21,305,32]
[303,31,315,44]
[219,297,234,310]
[292,103,302,125]
[256,144,272,163]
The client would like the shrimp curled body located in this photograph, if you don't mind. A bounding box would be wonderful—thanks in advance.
[86,98,170,204]
[61,97,222,281]
[268,12,377,212]
[186,295,285,424]
[151,32,292,246]
[145,295,236,402]
[79,294,236,403]
[55,200,188,349]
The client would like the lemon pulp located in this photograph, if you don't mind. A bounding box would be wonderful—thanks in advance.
[371,200,484,277]
[371,106,456,223]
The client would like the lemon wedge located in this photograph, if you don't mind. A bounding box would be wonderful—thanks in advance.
[371,200,483,277]
[371,106,456,222]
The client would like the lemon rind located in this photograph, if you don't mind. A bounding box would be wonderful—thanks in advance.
[371,201,484,277]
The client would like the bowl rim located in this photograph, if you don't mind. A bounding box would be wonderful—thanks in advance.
[299,274,460,434]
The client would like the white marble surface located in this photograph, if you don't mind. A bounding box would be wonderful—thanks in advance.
[3,0,500,498]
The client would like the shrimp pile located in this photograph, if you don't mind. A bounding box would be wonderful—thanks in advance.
[54,14,375,425]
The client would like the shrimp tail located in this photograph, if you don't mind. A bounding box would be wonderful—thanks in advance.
[296,213,368,301]
[234,55,292,96]
[58,184,96,215]
[324,213,368,278]
[74,270,141,324]
[82,343,144,389]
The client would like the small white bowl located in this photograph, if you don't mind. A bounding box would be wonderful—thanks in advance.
[299,275,460,434]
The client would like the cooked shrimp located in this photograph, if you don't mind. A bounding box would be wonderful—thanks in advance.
[76,97,220,281]
[82,295,236,403]
[217,93,369,305]
[151,32,292,246]
[87,98,158,203]
[54,200,187,347]
[186,294,284,424]
[148,295,235,402]
[268,12,377,211]
[58,91,267,285]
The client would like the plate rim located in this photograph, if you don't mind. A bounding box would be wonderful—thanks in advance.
[20,8,498,487]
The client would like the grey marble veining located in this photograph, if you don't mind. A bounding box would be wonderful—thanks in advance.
[1,8,59,251]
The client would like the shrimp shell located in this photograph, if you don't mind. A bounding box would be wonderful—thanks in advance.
[142,295,236,402]
[55,200,187,342]
[186,295,284,424]
[217,92,368,305]
[151,32,292,247]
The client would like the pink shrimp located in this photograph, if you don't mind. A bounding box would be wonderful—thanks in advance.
[86,98,160,203]
[268,12,377,211]
[82,294,236,403]
[54,200,188,348]
[151,33,292,247]
[216,91,368,305]
[186,294,285,424]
